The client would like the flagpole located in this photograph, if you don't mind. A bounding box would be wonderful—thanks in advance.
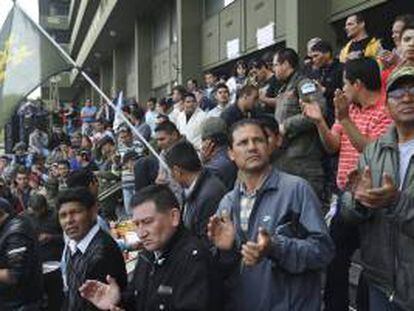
[14,2,169,170]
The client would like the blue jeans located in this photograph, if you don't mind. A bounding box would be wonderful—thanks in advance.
[369,285,404,311]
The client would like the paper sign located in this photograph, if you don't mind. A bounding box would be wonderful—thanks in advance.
[257,23,275,49]
[226,38,240,59]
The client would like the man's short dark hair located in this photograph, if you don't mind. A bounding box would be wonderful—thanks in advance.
[257,115,279,135]
[154,120,179,135]
[172,85,187,97]
[57,159,70,168]
[28,194,48,212]
[250,59,267,70]
[158,97,169,107]
[276,48,299,70]
[183,92,196,102]
[131,106,145,121]
[147,97,157,105]
[56,187,96,211]
[66,168,97,188]
[15,166,27,176]
[165,140,201,172]
[208,133,229,147]
[187,78,198,86]
[238,84,258,98]
[395,14,414,26]
[130,184,180,213]
[32,153,45,164]
[349,13,365,24]
[215,82,229,93]
[204,71,215,77]
[310,40,333,55]
[402,21,414,37]
[229,119,268,148]
[344,57,381,91]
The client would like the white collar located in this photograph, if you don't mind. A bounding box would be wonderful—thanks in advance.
[68,222,100,255]
[184,174,199,198]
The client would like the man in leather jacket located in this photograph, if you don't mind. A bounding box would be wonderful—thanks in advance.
[79,185,212,311]
[0,198,43,310]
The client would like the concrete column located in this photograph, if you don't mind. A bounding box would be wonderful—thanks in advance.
[99,60,113,99]
[135,18,152,104]
[285,0,334,57]
[176,0,202,85]
[111,50,117,97]
[113,47,127,96]
[99,65,104,104]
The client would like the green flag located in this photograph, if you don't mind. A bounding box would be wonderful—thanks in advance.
[0,4,72,126]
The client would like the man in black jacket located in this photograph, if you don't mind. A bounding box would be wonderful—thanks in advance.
[165,140,228,244]
[57,187,127,311]
[79,185,211,311]
[0,198,43,310]
[220,84,259,128]
[308,40,343,127]
[24,194,64,310]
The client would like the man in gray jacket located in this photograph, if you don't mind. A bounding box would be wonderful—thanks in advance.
[208,119,334,311]
[341,64,414,311]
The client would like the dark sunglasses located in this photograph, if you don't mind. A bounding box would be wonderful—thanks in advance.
[388,86,414,100]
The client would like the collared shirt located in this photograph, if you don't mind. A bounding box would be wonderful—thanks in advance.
[207,104,226,118]
[145,110,158,134]
[68,222,100,255]
[183,174,200,225]
[238,170,271,232]
[239,187,257,233]
[332,98,392,190]
[398,138,414,190]
[183,175,199,199]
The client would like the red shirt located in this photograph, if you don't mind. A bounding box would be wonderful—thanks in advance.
[332,97,392,190]
[381,65,396,99]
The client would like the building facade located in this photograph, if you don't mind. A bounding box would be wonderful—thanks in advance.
[39,0,74,103]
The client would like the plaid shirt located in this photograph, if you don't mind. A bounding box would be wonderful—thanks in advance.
[239,187,257,233]
[238,170,271,232]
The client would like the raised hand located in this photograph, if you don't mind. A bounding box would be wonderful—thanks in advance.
[241,227,271,266]
[354,168,399,208]
[79,275,121,310]
[333,89,350,121]
[207,212,236,250]
[302,101,324,124]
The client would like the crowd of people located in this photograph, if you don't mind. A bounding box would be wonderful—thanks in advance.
[0,11,414,311]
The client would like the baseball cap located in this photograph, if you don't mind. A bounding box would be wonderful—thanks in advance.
[201,117,228,140]
[386,65,414,92]
[12,142,27,152]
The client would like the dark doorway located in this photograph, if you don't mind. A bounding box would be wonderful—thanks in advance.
[332,0,414,51]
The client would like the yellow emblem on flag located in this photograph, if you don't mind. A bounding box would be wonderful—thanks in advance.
[0,35,32,85]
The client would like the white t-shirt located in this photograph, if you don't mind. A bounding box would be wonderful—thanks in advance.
[398,138,414,189]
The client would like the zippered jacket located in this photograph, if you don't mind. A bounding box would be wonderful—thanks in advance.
[341,126,414,310]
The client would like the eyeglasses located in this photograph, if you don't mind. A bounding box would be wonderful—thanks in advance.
[388,86,414,100]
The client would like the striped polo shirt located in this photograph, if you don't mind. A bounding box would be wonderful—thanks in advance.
[332,98,392,190]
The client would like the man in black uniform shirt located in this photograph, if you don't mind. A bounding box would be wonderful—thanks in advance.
[79,185,211,311]
[57,187,127,311]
